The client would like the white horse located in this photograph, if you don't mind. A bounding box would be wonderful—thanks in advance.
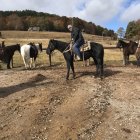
[21,43,42,69]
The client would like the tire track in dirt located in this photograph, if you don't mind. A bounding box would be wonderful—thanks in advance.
[1,67,139,140]
[45,77,112,140]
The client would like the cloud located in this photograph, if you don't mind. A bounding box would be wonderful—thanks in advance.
[74,0,126,24]
[120,0,140,22]
[0,0,140,27]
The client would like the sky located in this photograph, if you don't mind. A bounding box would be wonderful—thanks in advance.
[0,0,140,32]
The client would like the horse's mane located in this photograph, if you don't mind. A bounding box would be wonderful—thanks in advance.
[50,39,69,48]
[52,39,69,45]
[4,44,20,52]
[119,39,129,44]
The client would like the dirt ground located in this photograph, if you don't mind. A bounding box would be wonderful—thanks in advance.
[0,64,140,140]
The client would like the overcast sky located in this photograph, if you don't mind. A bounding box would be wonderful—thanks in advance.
[0,0,140,31]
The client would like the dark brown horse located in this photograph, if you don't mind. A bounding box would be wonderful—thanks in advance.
[0,44,20,69]
[46,39,104,80]
[116,40,138,65]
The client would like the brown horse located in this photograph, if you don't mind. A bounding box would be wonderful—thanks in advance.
[0,43,20,69]
[116,40,139,65]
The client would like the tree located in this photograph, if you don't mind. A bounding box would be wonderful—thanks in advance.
[0,16,6,30]
[117,27,125,39]
[6,14,24,30]
[125,21,140,40]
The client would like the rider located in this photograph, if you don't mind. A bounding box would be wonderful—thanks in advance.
[67,25,85,60]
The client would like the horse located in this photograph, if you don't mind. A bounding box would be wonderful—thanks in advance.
[20,43,42,69]
[116,40,138,65]
[46,39,104,80]
[0,44,20,69]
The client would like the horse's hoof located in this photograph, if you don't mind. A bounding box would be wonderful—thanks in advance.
[100,76,105,80]
[66,78,69,80]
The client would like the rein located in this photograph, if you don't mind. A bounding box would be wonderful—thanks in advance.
[63,45,72,54]
[63,41,73,54]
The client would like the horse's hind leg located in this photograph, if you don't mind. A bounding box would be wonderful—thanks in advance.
[7,58,11,69]
[30,58,33,68]
[99,64,104,78]
[22,57,28,69]
[93,57,99,77]
[10,57,13,68]
[33,57,37,68]
[7,62,11,69]
[123,55,127,65]
[96,58,104,78]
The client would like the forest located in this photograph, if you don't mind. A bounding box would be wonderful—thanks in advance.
[0,10,115,37]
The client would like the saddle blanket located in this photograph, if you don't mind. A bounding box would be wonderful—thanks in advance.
[80,41,91,52]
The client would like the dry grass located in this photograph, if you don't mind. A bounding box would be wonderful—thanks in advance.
[0,31,137,69]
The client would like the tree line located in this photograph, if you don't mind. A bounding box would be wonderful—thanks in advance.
[117,19,140,40]
[125,20,140,40]
[0,10,116,38]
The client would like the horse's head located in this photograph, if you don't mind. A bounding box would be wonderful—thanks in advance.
[116,40,123,48]
[46,39,56,55]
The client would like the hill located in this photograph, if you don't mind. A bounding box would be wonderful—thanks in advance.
[0,10,116,37]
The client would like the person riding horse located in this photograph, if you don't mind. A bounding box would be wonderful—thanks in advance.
[67,25,85,60]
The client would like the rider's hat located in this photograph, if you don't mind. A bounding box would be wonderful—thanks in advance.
[67,25,72,29]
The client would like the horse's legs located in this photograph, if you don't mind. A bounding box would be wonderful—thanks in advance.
[97,59,102,78]
[70,61,75,79]
[66,61,70,80]
[7,59,11,69]
[93,57,99,76]
[126,55,129,64]
[22,57,28,69]
[94,57,104,78]
[10,57,13,68]
[33,57,37,68]
[30,58,33,68]
[33,60,36,68]
[100,59,104,77]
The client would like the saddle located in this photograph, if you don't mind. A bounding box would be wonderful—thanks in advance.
[80,41,91,52]
[67,41,91,54]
